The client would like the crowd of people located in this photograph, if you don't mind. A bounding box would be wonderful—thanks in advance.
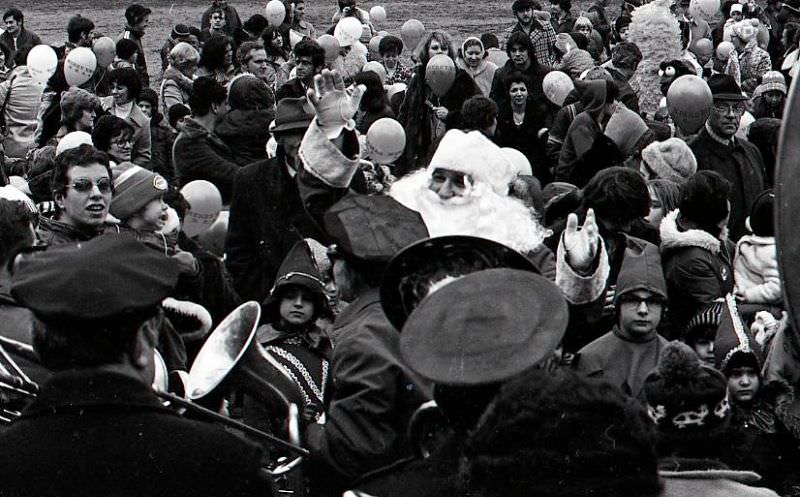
[0,0,798,495]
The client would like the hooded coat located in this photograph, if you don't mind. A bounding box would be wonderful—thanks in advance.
[456,57,498,97]
[574,243,669,399]
[554,80,609,183]
[660,209,735,334]
[216,76,276,166]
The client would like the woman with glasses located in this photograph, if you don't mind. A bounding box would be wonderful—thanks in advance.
[91,115,135,170]
[99,67,151,166]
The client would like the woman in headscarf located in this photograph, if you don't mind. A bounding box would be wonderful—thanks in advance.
[161,42,199,116]
[456,37,498,97]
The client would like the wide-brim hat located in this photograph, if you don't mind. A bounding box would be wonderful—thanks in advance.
[400,268,567,386]
[708,74,748,101]
[380,236,538,330]
[272,97,314,133]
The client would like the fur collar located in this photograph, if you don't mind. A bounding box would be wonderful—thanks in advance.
[659,210,721,254]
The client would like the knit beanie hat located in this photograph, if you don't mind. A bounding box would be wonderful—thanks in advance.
[713,294,763,373]
[754,71,787,97]
[110,166,168,220]
[641,138,697,183]
[748,189,775,236]
[56,131,93,156]
[604,105,650,157]
[643,341,730,433]
[227,74,274,111]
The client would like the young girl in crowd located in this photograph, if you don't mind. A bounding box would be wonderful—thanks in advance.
[244,240,333,434]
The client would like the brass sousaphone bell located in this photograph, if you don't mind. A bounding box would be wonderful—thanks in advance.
[187,301,306,418]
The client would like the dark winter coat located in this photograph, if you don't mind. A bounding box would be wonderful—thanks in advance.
[495,99,552,183]
[659,209,735,335]
[276,78,308,101]
[397,66,481,175]
[688,127,766,241]
[728,379,800,494]
[117,26,149,87]
[225,155,328,303]
[489,59,550,112]
[216,109,274,166]
[173,117,240,204]
[35,216,105,247]
[0,28,42,69]
[149,118,177,184]
[304,289,433,491]
[0,369,268,497]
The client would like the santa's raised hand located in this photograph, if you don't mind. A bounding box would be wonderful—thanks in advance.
[306,69,366,138]
[563,208,601,273]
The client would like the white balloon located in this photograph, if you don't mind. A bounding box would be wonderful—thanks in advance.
[265,0,286,26]
[27,44,58,83]
[542,71,574,106]
[362,61,387,85]
[367,118,406,164]
[64,47,97,87]
[335,17,363,47]
[180,180,223,238]
[370,6,387,23]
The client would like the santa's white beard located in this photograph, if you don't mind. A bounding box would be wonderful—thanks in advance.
[389,170,551,253]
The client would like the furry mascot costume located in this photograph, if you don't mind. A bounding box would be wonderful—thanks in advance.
[627,0,684,117]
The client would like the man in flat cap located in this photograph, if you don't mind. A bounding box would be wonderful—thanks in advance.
[0,234,269,497]
[303,194,433,495]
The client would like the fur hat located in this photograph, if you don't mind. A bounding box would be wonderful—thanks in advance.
[110,166,168,220]
[641,138,697,183]
[643,341,730,432]
[427,129,515,195]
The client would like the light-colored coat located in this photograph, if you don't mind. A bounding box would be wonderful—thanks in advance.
[734,234,780,305]
[0,66,44,158]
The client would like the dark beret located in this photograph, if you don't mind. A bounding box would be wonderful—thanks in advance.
[400,268,568,386]
[323,194,429,263]
[12,234,180,323]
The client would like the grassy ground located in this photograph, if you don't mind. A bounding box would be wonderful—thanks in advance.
[24,0,608,86]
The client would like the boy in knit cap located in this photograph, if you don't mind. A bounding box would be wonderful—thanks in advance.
[640,137,698,184]
[574,243,669,399]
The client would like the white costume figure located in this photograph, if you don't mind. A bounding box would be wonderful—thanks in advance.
[389,129,550,254]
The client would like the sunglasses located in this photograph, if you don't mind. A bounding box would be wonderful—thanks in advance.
[69,177,113,194]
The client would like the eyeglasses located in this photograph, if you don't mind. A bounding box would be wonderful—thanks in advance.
[713,102,746,115]
[69,178,112,194]
[111,137,133,147]
[618,294,664,307]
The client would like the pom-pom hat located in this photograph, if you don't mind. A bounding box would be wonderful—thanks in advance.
[643,341,730,432]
